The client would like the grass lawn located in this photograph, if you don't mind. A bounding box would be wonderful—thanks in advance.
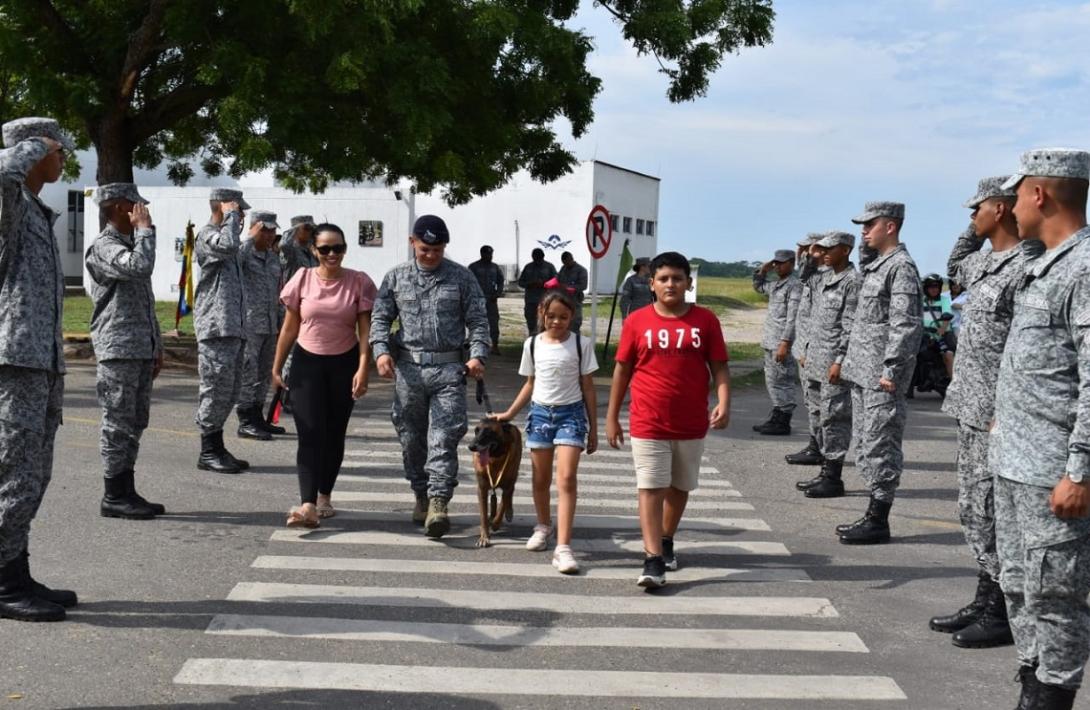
[64,295,193,337]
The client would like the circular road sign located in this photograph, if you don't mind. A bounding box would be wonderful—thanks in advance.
[585,204,612,260]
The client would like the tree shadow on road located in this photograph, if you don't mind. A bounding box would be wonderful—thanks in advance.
[67,689,504,709]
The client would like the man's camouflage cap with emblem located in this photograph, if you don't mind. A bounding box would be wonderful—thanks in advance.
[817,231,856,249]
[771,249,795,263]
[963,176,1017,209]
[797,232,823,247]
[1001,149,1090,190]
[2,116,76,152]
[851,201,905,224]
[209,187,251,210]
[92,183,149,207]
[250,210,279,229]
[289,215,315,228]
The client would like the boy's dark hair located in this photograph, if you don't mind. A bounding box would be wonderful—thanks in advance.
[650,251,691,278]
[314,222,346,245]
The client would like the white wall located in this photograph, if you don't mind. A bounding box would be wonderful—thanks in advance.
[591,162,661,293]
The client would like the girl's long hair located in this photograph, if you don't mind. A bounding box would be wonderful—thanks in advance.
[535,290,577,334]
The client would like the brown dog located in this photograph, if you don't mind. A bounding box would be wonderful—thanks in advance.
[467,418,522,547]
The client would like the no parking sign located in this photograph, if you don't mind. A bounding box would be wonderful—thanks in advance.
[585,204,612,260]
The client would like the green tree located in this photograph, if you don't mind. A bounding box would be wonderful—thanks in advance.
[0,0,773,201]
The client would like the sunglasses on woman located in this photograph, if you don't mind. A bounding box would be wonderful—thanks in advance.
[315,244,347,255]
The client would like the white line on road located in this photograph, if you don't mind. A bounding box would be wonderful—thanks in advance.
[343,456,721,474]
[301,509,770,532]
[334,475,740,498]
[327,491,752,510]
[175,659,906,699]
[336,469,733,488]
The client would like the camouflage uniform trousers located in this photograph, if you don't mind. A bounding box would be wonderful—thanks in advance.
[803,377,823,445]
[391,360,468,501]
[96,359,154,480]
[762,348,798,412]
[956,421,999,579]
[849,384,907,502]
[524,301,540,335]
[819,382,852,462]
[995,475,1090,689]
[195,336,244,434]
[0,366,63,565]
[485,298,500,347]
[238,332,276,411]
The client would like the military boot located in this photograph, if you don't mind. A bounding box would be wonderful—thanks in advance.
[835,514,867,535]
[18,549,76,608]
[804,459,845,498]
[785,436,824,465]
[838,497,891,545]
[952,577,1013,648]
[258,414,287,436]
[412,492,428,525]
[0,555,65,622]
[126,470,166,516]
[929,570,988,633]
[1015,663,1040,710]
[237,406,272,441]
[751,410,776,433]
[101,475,157,520]
[217,430,250,470]
[755,408,792,436]
[1035,683,1076,710]
[424,497,450,538]
[198,431,243,474]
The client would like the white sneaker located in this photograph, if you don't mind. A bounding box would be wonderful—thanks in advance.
[526,523,553,551]
[552,545,580,574]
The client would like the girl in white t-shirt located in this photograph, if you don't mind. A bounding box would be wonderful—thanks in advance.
[497,291,598,574]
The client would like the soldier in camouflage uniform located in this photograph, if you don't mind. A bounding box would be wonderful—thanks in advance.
[929,177,1030,650]
[0,117,76,622]
[518,248,557,334]
[786,233,828,464]
[85,183,166,522]
[371,215,491,538]
[236,210,283,440]
[468,245,506,353]
[990,149,1090,710]
[277,215,318,409]
[193,187,251,474]
[752,250,801,435]
[796,231,860,499]
[838,201,923,545]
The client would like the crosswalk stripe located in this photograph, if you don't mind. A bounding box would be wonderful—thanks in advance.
[307,509,769,532]
[206,614,862,651]
[334,475,741,498]
[269,529,791,556]
[343,456,720,474]
[341,446,675,463]
[175,659,906,699]
[251,555,810,582]
[316,490,752,510]
[336,469,733,488]
[225,581,837,617]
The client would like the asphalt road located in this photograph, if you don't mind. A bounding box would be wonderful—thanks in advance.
[0,358,1073,709]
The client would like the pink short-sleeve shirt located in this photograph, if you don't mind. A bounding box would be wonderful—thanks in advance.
[280,267,377,355]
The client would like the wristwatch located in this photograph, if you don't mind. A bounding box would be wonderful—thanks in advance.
[1068,471,1085,484]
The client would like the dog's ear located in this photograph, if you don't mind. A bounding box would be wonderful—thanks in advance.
[501,423,515,434]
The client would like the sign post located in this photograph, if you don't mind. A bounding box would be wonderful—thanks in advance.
[585,205,612,343]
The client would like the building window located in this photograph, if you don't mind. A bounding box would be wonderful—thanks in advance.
[646,221,656,237]
[622,216,632,233]
[610,214,619,233]
[636,219,645,235]
[66,190,84,253]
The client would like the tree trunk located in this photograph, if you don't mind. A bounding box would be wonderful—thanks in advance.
[92,113,134,184]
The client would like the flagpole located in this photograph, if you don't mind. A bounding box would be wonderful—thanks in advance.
[602,239,631,363]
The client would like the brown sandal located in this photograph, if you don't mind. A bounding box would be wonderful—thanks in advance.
[316,496,336,519]
[286,505,320,528]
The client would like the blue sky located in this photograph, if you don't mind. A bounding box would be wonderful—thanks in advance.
[561,0,1090,274]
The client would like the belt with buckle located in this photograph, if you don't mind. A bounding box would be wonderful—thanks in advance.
[397,348,463,365]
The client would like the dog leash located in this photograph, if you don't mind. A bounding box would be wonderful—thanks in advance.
[475,378,494,416]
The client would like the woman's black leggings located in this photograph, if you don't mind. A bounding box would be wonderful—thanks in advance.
[289,344,358,504]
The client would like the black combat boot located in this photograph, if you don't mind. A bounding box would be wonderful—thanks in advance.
[755,408,792,436]
[796,470,824,491]
[237,406,272,441]
[838,497,891,545]
[18,549,76,608]
[752,410,776,433]
[197,431,243,474]
[126,470,166,516]
[951,576,1013,648]
[1035,683,1077,710]
[0,555,65,622]
[258,414,287,436]
[217,430,250,470]
[100,475,157,520]
[929,570,988,633]
[805,459,845,498]
[785,436,824,465]
[1016,663,1040,710]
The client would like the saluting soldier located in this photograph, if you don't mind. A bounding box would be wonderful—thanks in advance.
[929,177,1030,650]
[838,201,923,545]
[786,233,827,465]
[796,231,860,499]
[468,245,505,354]
[0,117,77,622]
[990,149,1090,709]
[370,215,491,538]
[193,188,251,474]
[85,183,165,521]
[280,215,318,281]
[752,249,801,435]
[236,210,283,440]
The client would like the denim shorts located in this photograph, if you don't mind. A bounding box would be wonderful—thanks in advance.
[526,401,588,450]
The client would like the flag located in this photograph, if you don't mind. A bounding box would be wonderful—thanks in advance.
[614,238,633,290]
[175,221,195,329]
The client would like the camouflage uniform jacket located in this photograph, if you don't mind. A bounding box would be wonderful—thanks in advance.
[193,212,246,341]
[0,138,65,373]
[753,270,801,350]
[468,259,505,299]
[558,263,588,303]
[804,265,860,382]
[239,238,281,336]
[517,260,557,303]
[991,228,1090,487]
[943,229,1031,429]
[792,257,824,362]
[84,224,161,361]
[841,243,923,390]
[279,237,317,283]
[370,258,491,362]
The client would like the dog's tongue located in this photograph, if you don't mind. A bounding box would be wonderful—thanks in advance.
[479,450,491,468]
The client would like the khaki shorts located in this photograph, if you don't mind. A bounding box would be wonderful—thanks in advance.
[631,437,705,491]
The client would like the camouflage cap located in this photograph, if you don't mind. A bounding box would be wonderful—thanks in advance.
[851,201,905,224]
[1001,149,1090,190]
[412,214,450,245]
[771,249,795,263]
[209,187,251,211]
[250,210,279,229]
[92,183,148,207]
[635,256,651,266]
[817,231,855,249]
[289,215,315,228]
[797,232,823,247]
[2,116,75,152]
[963,176,1016,209]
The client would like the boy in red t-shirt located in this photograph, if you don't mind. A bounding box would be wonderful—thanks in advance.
[606,251,730,588]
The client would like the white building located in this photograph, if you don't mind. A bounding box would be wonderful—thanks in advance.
[45,153,660,301]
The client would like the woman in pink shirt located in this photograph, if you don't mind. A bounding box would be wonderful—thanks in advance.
[272,223,377,527]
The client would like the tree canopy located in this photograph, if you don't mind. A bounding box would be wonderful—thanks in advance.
[0,0,774,201]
